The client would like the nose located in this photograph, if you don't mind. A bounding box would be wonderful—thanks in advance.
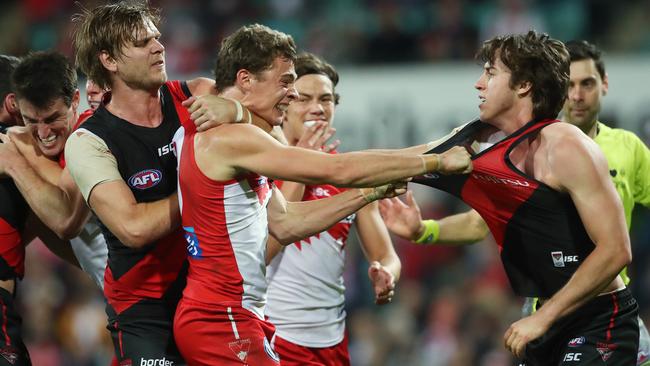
[309,100,325,116]
[474,73,486,91]
[568,85,582,102]
[152,38,165,53]
[36,123,51,138]
[286,85,298,101]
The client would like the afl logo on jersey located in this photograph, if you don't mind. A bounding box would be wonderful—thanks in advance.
[128,169,162,190]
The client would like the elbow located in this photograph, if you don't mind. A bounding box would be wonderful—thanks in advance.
[117,223,151,249]
[57,226,83,241]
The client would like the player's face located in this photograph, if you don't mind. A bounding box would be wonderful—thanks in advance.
[18,94,79,158]
[245,57,297,126]
[85,80,105,110]
[284,74,336,144]
[475,56,518,125]
[114,19,166,91]
[563,59,607,130]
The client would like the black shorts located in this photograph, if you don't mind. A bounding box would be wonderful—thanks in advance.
[0,287,30,366]
[107,300,186,366]
[523,288,639,365]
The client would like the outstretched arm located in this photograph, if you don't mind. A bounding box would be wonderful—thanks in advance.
[379,191,489,244]
[356,202,401,305]
[200,124,472,188]
[267,183,405,246]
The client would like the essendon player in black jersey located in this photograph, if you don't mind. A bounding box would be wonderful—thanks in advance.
[410,32,638,365]
[68,2,245,364]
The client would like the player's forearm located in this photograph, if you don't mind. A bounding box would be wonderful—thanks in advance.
[271,189,368,245]
[7,159,88,238]
[437,210,489,244]
[112,194,180,248]
[265,235,283,264]
[363,142,434,156]
[323,152,438,187]
[535,242,630,327]
[278,181,306,202]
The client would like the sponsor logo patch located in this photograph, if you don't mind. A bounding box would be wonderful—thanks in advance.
[563,352,582,362]
[551,251,579,267]
[139,357,173,366]
[0,347,18,365]
[183,226,202,258]
[568,336,586,347]
[229,339,251,363]
[128,169,162,190]
[596,342,618,362]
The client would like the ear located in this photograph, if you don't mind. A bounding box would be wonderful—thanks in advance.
[517,81,532,98]
[71,89,80,111]
[235,69,253,91]
[99,50,117,73]
[4,93,18,114]
[601,73,609,96]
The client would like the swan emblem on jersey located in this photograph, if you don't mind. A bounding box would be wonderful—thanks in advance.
[128,169,162,190]
[228,339,251,363]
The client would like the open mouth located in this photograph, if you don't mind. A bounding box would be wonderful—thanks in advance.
[39,134,57,146]
[276,104,288,113]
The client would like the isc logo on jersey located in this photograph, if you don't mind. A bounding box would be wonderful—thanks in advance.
[128,169,162,190]
[551,251,579,267]
[183,226,202,258]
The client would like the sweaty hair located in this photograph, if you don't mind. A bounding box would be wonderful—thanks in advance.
[294,52,340,105]
[0,55,19,103]
[476,30,570,120]
[72,1,161,90]
[213,24,297,92]
[565,40,606,80]
[12,51,77,108]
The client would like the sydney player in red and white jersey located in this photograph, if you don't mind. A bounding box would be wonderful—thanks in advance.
[173,24,472,365]
[265,53,400,366]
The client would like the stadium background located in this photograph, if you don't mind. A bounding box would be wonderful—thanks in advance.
[1,0,649,365]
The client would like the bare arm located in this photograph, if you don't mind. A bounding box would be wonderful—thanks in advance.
[356,202,401,304]
[23,212,80,268]
[199,124,471,188]
[0,131,90,239]
[267,183,404,246]
[88,181,179,248]
[379,191,489,244]
[505,125,631,358]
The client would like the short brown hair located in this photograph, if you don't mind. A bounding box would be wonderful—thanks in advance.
[476,30,570,120]
[72,1,161,90]
[294,52,340,105]
[213,24,297,92]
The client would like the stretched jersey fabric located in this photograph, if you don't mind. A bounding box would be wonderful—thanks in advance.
[266,180,354,347]
[174,124,272,320]
[72,80,191,314]
[414,119,595,298]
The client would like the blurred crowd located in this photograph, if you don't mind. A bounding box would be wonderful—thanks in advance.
[2,0,649,365]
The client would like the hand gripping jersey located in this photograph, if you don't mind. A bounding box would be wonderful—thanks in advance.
[74,81,191,314]
[414,119,595,298]
[266,181,355,347]
[174,124,272,320]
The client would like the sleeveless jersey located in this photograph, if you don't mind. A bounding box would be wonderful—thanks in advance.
[174,124,272,320]
[414,119,595,298]
[0,124,27,280]
[265,181,355,347]
[76,80,191,314]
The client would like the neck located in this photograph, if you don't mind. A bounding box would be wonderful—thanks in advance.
[583,119,599,139]
[220,87,273,133]
[106,81,163,127]
[487,107,534,135]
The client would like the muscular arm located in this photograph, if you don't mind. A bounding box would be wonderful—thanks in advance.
[536,128,630,320]
[267,185,382,245]
[198,124,468,188]
[356,202,401,304]
[88,181,179,248]
[66,131,179,248]
[2,129,89,239]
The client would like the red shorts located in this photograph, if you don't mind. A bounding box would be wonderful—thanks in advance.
[273,333,350,366]
[174,298,280,366]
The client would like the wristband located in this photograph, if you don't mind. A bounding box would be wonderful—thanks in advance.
[420,154,442,174]
[233,99,243,123]
[414,219,440,244]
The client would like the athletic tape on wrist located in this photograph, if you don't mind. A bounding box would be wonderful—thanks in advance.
[414,219,440,244]
[234,99,243,123]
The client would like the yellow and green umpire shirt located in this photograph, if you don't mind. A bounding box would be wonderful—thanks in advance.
[594,121,650,284]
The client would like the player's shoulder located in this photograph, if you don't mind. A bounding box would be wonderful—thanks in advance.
[186,77,216,96]
[543,121,589,146]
